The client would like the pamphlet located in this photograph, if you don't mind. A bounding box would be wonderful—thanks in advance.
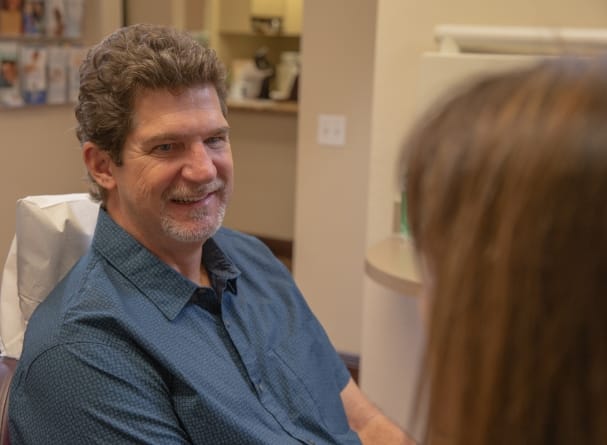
[47,45,68,104]
[20,45,47,104]
[0,41,23,107]
[22,0,45,36]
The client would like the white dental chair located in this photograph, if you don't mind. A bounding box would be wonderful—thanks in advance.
[0,194,99,444]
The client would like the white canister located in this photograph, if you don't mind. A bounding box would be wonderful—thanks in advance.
[273,51,299,99]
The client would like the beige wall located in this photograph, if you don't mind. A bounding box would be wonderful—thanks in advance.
[126,0,206,31]
[293,0,378,354]
[126,0,176,27]
[222,110,297,240]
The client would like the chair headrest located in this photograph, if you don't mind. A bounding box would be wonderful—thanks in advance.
[0,194,99,358]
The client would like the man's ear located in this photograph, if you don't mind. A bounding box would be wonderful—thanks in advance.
[82,142,117,191]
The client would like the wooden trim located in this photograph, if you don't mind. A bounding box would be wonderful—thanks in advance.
[254,235,293,259]
[339,352,360,384]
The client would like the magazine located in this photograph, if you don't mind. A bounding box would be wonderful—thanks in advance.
[62,0,83,39]
[47,45,67,104]
[0,41,23,107]
[45,0,64,37]
[20,45,47,104]
[22,0,45,36]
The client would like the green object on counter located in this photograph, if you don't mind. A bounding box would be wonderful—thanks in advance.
[400,190,410,237]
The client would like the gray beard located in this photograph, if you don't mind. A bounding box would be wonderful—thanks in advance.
[160,200,227,243]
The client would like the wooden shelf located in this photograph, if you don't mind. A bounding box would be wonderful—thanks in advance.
[227,98,298,114]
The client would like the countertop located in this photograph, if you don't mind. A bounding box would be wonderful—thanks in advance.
[365,234,422,296]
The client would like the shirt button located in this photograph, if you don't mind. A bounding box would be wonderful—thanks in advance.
[225,321,231,329]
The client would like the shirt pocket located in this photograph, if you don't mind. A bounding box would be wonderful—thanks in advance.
[265,347,351,436]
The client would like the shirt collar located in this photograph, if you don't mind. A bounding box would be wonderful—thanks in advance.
[202,236,240,295]
[92,208,240,320]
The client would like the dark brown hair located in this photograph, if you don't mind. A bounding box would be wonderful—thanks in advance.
[75,24,228,202]
[404,56,607,444]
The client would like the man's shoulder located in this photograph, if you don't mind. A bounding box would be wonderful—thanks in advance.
[22,251,123,356]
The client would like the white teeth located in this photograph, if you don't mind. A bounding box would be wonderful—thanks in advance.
[172,195,210,203]
[169,185,221,203]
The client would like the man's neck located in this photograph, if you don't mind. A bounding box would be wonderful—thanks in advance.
[199,264,211,287]
[162,244,206,285]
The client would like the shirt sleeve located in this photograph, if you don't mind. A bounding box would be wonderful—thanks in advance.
[9,341,191,445]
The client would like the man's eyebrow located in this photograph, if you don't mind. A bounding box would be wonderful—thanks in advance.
[213,126,231,136]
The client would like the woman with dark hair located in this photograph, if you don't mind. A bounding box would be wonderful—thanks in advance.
[403,56,607,444]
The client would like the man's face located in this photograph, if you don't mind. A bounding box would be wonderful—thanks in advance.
[106,85,233,256]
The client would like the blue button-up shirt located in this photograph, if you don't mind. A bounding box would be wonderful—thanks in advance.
[9,208,360,444]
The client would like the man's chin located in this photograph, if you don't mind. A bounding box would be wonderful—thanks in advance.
[162,220,222,243]
[161,204,226,242]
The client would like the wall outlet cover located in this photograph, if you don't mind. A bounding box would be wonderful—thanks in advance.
[317,114,346,146]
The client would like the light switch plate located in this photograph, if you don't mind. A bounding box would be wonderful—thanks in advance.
[317,114,346,146]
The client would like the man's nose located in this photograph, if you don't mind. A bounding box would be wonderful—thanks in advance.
[181,142,216,182]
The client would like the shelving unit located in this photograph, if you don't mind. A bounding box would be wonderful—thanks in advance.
[213,0,301,104]
[0,0,85,108]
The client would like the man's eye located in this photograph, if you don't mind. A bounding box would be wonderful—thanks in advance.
[154,143,173,152]
[206,136,227,148]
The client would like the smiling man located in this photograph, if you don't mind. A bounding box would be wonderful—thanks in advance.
[8,24,411,445]
[89,85,233,285]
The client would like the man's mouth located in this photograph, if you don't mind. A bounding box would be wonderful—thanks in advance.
[168,182,224,205]
[172,195,208,204]
[170,187,221,205]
